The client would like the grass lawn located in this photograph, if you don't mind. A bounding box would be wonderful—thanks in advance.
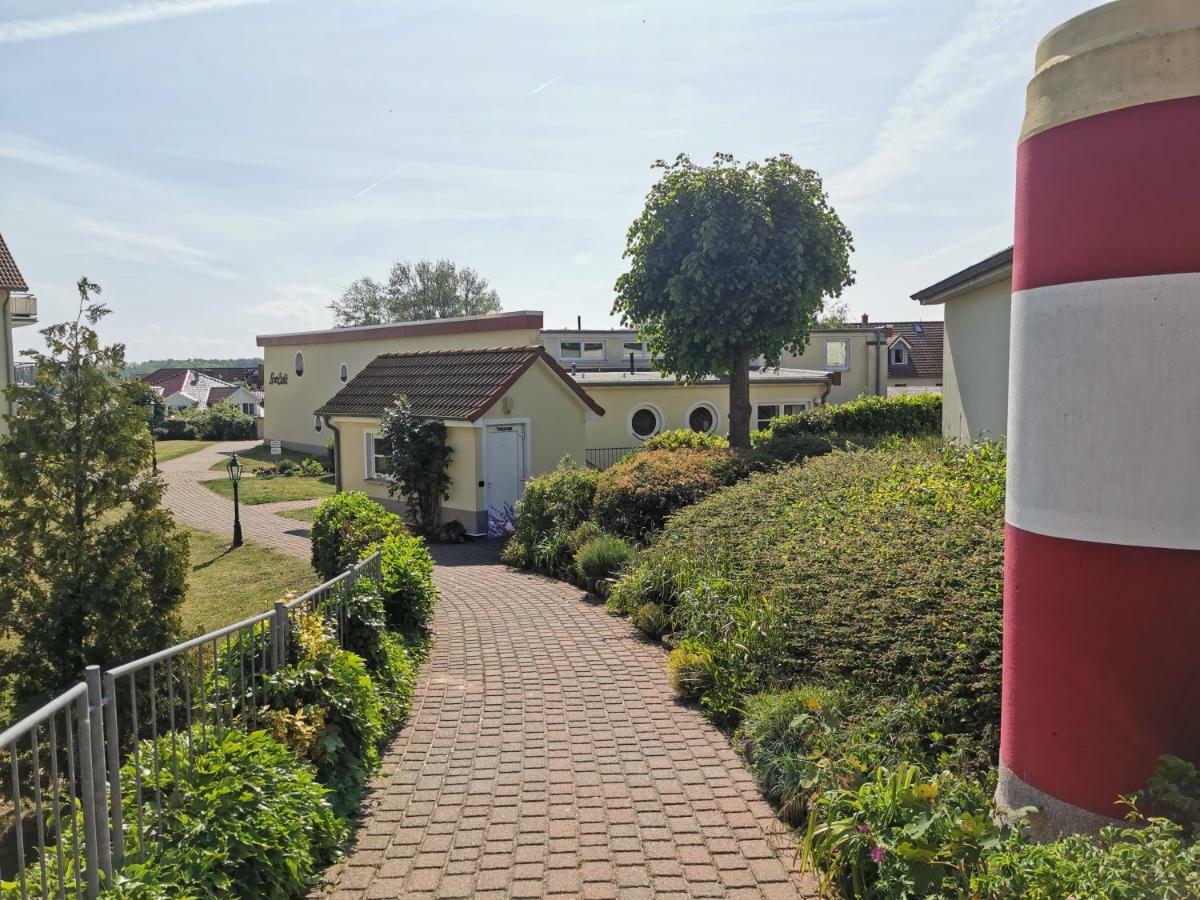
[277,506,319,524]
[202,474,335,505]
[208,442,326,473]
[156,440,220,463]
[183,528,317,635]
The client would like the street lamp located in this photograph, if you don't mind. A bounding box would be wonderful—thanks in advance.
[227,452,244,548]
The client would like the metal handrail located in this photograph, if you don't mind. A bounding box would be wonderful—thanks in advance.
[0,550,383,898]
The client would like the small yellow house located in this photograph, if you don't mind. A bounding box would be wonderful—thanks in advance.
[315,346,604,535]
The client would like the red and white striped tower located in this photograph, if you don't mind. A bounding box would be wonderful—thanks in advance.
[999,0,1200,838]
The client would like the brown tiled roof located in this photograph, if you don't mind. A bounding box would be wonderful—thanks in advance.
[315,347,605,421]
[207,386,239,405]
[885,321,944,380]
[0,233,28,292]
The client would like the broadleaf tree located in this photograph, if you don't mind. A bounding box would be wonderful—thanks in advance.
[0,278,188,707]
[379,396,453,533]
[613,154,855,449]
[331,259,501,326]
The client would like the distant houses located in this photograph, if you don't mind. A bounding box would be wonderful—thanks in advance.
[139,367,265,422]
[0,233,37,436]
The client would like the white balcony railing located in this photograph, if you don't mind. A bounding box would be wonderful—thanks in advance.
[9,293,37,319]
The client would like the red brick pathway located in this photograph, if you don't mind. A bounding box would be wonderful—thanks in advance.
[158,440,316,558]
[321,542,816,899]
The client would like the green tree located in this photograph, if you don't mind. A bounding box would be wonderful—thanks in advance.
[378,396,453,532]
[614,154,855,449]
[817,300,850,328]
[0,278,188,706]
[331,259,501,326]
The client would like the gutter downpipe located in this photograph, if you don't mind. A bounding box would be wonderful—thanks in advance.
[819,376,832,406]
[875,327,884,395]
[322,416,342,492]
[2,291,14,422]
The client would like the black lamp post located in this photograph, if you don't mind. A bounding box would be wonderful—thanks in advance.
[227,452,244,548]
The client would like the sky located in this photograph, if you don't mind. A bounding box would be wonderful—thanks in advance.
[0,0,1098,362]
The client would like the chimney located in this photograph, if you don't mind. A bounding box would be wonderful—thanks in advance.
[577,315,582,331]
[629,352,635,374]
[861,313,869,325]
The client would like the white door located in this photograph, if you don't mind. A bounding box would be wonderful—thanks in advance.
[485,424,525,522]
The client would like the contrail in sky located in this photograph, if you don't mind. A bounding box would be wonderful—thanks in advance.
[0,0,269,44]
[353,166,405,199]
[528,76,561,96]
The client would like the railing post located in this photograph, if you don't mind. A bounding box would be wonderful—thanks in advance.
[85,666,112,884]
[103,671,124,869]
[76,689,101,898]
[271,601,288,672]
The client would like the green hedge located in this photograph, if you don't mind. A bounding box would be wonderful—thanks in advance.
[757,393,941,439]
[592,448,748,542]
[311,492,407,580]
[375,531,437,636]
[640,429,729,451]
[500,460,599,577]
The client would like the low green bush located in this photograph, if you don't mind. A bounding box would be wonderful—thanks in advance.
[749,431,837,467]
[592,448,748,542]
[153,417,197,440]
[113,728,344,899]
[974,814,1200,899]
[575,534,634,595]
[666,641,715,702]
[1139,755,1200,837]
[375,531,437,636]
[640,429,729,451]
[311,492,407,581]
[632,602,670,638]
[264,613,385,817]
[193,401,257,440]
[501,459,599,576]
[763,393,941,439]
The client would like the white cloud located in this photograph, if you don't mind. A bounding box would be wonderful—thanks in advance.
[0,0,269,44]
[829,0,1031,205]
[250,285,334,332]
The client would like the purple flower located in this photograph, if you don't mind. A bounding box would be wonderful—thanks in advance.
[854,824,870,834]
[870,846,886,863]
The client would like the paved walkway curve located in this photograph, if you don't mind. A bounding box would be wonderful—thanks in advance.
[322,542,816,899]
[158,440,319,558]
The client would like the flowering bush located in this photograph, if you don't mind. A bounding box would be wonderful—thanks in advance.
[500,459,599,576]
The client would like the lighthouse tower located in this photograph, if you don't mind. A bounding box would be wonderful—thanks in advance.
[999,0,1200,837]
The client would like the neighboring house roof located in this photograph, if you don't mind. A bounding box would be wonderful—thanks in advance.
[883,322,944,380]
[207,386,239,405]
[142,368,241,408]
[911,247,1013,304]
[0,233,28,292]
[569,367,831,387]
[315,346,605,421]
[258,310,544,348]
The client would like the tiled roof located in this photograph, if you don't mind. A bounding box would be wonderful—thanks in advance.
[207,386,239,405]
[885,322,944,380]
[316,347,605,421]
[0,233,28,292]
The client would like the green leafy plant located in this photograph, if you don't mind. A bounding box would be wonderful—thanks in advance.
[192,400,257,440]
[758,393,942,440]
[614,153,854,448]
[574,534,634,596]
[640,429,729,451]
[298,457,326,477]
[501,459,599,576]
[375,531,437,636]
[310,491,407,581]
[264,613,385,816]
[110,728,345,899]
[591,448,748,542]
[666,641,715,702]
[379,396,453,533]
[632,602,671,638]
[1138,755,1200,837]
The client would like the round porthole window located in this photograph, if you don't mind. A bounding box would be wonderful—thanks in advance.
[629,405,662,441]
[687,403,718,434]
[294,352,305,377]
[339,363,349,382]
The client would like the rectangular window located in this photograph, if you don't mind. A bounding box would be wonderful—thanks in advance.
[366,433,392,479]
[560,340,606,360]
[890,346,907,365]
[825,339,850,371]
[783,402,807,416]
[755,404,780,431]
[241,402,257,416]
[622,341,649,358]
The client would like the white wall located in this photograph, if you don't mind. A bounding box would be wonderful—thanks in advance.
[941,277,1012,443]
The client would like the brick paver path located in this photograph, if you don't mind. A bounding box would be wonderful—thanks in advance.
[323,542,816,899]
[158,440,317,558]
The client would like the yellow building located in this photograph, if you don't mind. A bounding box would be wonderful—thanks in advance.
[0,234,36,436]
[316,346,604,535]
[912,248,1012,443]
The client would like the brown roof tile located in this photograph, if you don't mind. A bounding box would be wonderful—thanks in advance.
[315,346,605,421]
[885,321,944,380]
[0,233,28,292]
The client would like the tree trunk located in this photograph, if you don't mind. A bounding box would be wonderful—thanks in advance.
[728,351,753,450]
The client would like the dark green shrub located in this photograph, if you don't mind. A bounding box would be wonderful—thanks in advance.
[1139,755,1200,837]
[592,448,748,542]
[153,417,197,440]
[114,728,344,898]
[749,431,836,467]
[974,815,1200,899]
[641,429,729,451]
[378,397,453,533]
[632,602,670,638]
[194,401,257,440]
[575,534,634,595]
[324,436,336,473]
[264,613,385,817]
[310,492,406,581]
[298,457,325,477]
[760,393,941,439]
[612,442,1005,762]
[501,459,599,576]
[376,531,437,636]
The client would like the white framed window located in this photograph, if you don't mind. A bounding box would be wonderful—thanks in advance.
[294,352,305,377]
[241,402,257,416]
[686,402,719,435]
[824,339,849,371]
[755,402,808,431]
[560,340,606,360]
[891,346,907,365]
[339,363,349,383]
[628,404,663,441]
[365,432,392,480]
[622,340,650,359]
